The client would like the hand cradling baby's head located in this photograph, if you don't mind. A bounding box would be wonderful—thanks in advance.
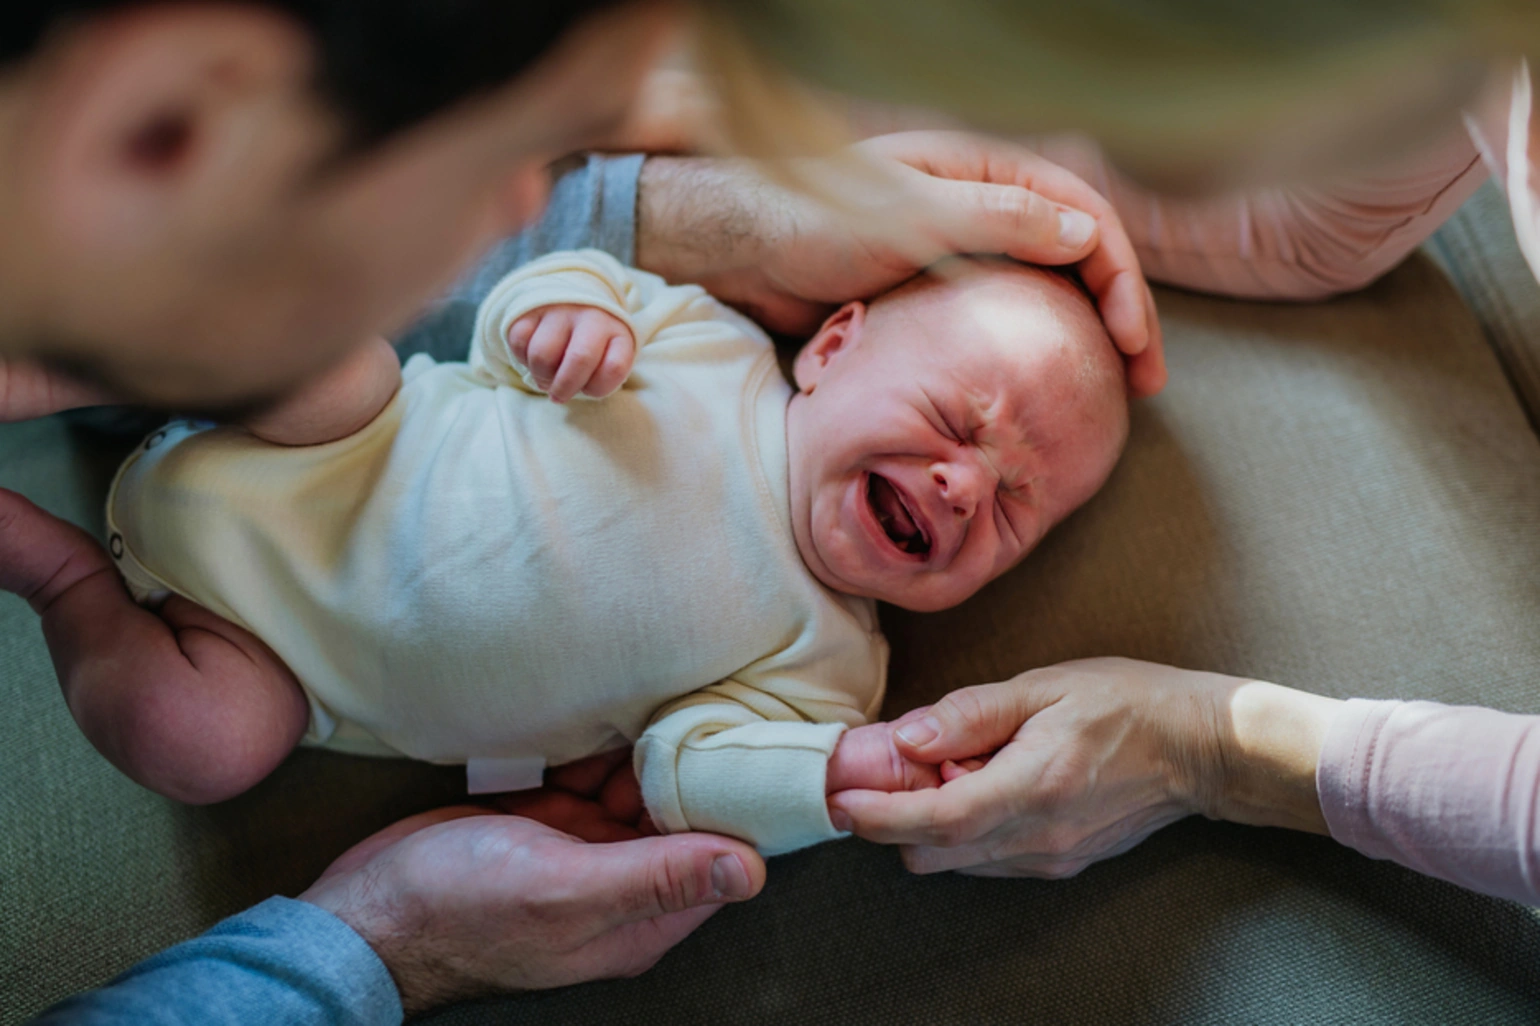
[785,257,1130,612]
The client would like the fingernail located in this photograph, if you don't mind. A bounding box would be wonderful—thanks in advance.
[829,808,853,833]
[710,854,751,900]
[896,716,941,748]
[1057,210,1096,249]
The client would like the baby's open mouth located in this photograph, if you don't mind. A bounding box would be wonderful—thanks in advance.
[867,473,931,557]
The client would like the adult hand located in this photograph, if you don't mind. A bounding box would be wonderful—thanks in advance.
[828,658,1338,877]
[636,131,1165,396]
[300,803,765,1015]
[492,747,656,841]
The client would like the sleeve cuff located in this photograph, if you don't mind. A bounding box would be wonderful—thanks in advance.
[32,896,402,1026]
[640,721,849,856]
[1316,697,1400,859]
[469,251,638,391]
[217,898,402,1024]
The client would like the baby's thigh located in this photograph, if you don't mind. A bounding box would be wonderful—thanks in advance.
[152,595,310,737]
[52,585,309,802]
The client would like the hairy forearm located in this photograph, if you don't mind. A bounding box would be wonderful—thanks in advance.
[1206,681,1342,834]
[634,157,769,286]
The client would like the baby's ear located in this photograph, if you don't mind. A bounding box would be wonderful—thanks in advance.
[792,302,866,393]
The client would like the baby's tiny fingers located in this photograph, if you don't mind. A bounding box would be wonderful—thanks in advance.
[525,311,576,386]
[548,318,614,403]
[507,314,542,367]
[582,335,637,398]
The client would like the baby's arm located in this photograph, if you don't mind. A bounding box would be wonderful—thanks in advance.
[0,489,308,803]
[241,337,401,446]
[471,249,714,398]
[505,305,635,403]
[636,679,937,855]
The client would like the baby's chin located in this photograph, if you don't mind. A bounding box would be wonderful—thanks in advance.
[793,516,990,611]
[827,566,987,612]
[869,582,980,614]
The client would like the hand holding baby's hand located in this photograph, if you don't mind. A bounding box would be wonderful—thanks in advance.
[508,305,636,403]
[826,721,947,796]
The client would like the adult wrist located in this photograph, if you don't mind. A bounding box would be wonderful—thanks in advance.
[300,868,449,1016]
[635,156,768,287]
[1208,681,1341,834]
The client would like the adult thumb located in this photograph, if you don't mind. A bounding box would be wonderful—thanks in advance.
[916,174,1100,267]
[893,676,1064,762]
[592,833,767,928]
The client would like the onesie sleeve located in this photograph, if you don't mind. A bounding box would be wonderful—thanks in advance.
[635,680,869,856]
[469,248,648,395]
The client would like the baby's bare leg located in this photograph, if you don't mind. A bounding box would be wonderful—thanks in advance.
[0,489,307,803]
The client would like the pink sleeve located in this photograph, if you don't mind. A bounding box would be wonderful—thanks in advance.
[1026,131,1489,300]
[1318,698,1540,904]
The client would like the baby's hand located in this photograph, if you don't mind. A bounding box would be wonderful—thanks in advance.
[507,304,636,403]
[826,722,946,795]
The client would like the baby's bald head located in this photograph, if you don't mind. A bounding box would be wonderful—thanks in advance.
[786,256,1131,612]
[867,257,1129,491]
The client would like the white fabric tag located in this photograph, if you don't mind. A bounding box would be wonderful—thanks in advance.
[466,756,547,794]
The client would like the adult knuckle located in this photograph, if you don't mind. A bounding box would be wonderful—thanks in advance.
[1001,189,1056,244]
[935,685,988,731]
[648,852,697,915]
[940,683,1020,740]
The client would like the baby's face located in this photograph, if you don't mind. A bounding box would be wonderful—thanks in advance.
[785,262,1129,612]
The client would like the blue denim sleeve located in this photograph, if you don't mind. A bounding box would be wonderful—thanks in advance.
[28,897,402,1026]
[395,152,644,364]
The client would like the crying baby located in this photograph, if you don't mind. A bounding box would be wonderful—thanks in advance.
[7,248,1128,854]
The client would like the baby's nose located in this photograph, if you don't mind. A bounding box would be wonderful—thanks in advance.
[932,459,990,519]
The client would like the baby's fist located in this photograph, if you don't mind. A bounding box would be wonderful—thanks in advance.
[826,722,944,795]
[507,305,636,403]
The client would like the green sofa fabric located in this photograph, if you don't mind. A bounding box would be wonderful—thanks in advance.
[6,235,1540,1022]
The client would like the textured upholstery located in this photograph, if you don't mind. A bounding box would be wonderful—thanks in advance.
[6,244,1540,1022]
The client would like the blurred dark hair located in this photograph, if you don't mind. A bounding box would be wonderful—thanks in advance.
[0,0,625,147]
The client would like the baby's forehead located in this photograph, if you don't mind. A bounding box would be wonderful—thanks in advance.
[872,262,1124,437]
[875,263,1107,373]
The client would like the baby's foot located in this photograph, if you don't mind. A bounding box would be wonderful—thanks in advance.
[0,488,115,613]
